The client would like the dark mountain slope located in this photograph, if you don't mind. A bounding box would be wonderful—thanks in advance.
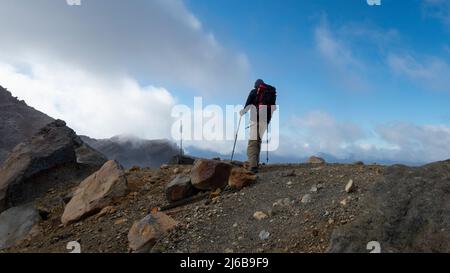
[81,135,179,168]
[0,85,53,163]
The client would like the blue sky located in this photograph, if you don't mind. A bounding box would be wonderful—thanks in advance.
[185,0,450,124]
[183,0,450,163]
[0,0,450,164]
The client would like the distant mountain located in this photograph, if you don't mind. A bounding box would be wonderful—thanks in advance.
[80,135,180,168]
[184,148,424,167]
[0,85,53,164]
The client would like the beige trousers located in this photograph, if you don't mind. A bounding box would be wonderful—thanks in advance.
[247,119,268,168]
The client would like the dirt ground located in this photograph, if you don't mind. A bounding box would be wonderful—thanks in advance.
[6,163,385,253]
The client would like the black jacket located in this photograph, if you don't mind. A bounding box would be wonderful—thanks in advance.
[244,89,258,109]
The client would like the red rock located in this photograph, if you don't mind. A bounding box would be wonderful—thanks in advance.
[228,167,257,190]
[165,175,197,203]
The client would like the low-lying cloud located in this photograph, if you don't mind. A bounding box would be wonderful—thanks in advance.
[0,61,175,139]
[275,111,450,164]
[0,0,251,140]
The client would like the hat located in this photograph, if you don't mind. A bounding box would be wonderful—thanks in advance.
[254,79,264,89]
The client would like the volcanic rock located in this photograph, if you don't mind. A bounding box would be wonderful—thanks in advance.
[228,167,257,190]
[165,175,197,203]
[61,160,128,225]
[0,204,41,250]
[190,159,232,190]
[328,161,450,253]
[0,120,85,212]
[128,212,178,252]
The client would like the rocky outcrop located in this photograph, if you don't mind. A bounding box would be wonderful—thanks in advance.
[0,204,41,250]
[80,135,179,168]
[228,167,257,190]
[0,120,87,212]
[0,85,53,164]
[190,159,232,190]
[75,143,107,167]
[165,175,197,203]
[307,156,326,164]
[61,160,128,225]
[328,160,450,253]
[128,212,178,253]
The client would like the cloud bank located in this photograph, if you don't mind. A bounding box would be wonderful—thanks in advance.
[0,61,175,139]
[0,0,250,95]
[0,0,250,139]
[274,111,450,164]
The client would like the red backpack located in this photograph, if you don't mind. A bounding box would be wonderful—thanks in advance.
[256,84,277,108]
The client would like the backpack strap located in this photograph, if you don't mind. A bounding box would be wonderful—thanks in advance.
[256,84,267,107]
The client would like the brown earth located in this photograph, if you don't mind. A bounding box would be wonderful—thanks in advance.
[4,163,385,253]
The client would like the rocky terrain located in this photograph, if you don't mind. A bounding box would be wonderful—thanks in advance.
[3,160,383,253]
[328,160,450,252]
[2,155,448,254]
[0,85,178,169]
[0,85,449,254]
[0,119,106,212]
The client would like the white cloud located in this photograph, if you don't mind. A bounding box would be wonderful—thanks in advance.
[376,122,450,163]
[0,0,250,96]
[423,0,450,28]
[275,111,367,159]
[151,108,450,164]
[0,61,175,139]
[314,19,370,92]
[388,53,450,92]
[0,0,251,140]
[274,111,450,164]
[293,111,366,156]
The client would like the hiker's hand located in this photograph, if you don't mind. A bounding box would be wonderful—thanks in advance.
[239,109,246,116]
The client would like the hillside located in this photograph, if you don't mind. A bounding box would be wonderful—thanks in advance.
[0,85,53,164]
[80,135,179,168]
[0,84,178,169]
[3,162,381,253]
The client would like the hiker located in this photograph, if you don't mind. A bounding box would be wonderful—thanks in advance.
[240,79,277,173]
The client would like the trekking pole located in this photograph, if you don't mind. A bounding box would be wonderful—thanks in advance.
[180,120,183,157]
[266,123,269,164]
[231,115,243,162]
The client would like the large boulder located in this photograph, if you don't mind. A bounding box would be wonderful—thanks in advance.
[228,167,257,190]
[307,156,326,164]
[0,85,54,164]
[190,159,232,190]
[328,160,450,253]
[0,120,85,212]
[128,212,179,252]
[61,160,128,225]
[75,143,107,167]
[165,175,198,203]
[0,204,41,250]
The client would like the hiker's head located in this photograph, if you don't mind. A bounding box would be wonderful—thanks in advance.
[254,79,264,89]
